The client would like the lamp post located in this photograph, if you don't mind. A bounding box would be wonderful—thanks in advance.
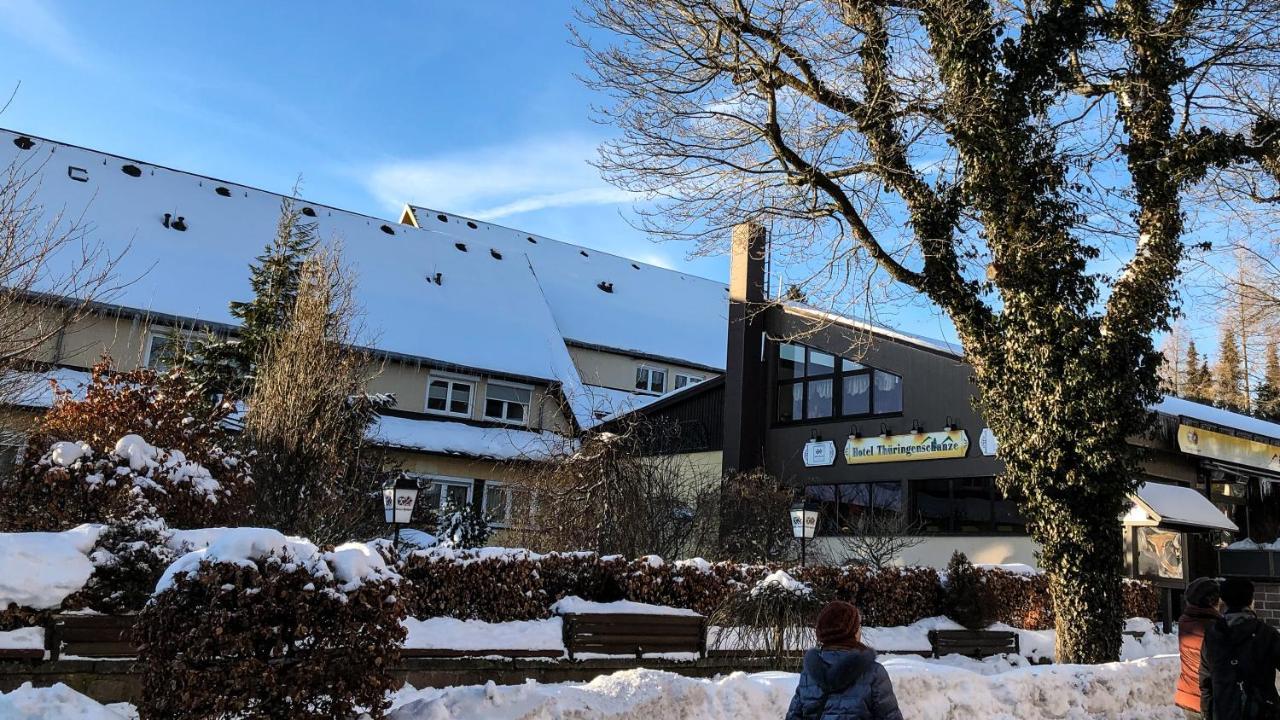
[790,499,820,567]
[383,475,420,550]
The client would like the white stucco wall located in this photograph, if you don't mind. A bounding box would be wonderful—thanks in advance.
[814,535,1040,569]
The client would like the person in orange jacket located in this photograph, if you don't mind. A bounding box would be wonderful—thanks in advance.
[1177,577,1220,719]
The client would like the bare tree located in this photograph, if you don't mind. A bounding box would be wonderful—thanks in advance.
[823,512,926,569]
[512,416,721,559]
[0,154,123,406]
[578,0,1280,662]
[244,244,394,545]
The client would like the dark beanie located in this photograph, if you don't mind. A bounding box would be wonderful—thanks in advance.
[1186,577,1221,609]
[816,600,862,648]
[1221,577,1255,610]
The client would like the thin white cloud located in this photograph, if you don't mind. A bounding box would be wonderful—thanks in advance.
[0,0,89,69]
[365,135,636,220]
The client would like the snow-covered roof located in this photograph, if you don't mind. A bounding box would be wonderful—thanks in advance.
[5,367,92,409]
[404,205,730,370]
[1153,395,1280,443]
[568,384,663,428]
[370,414,568,461]
[781,301,965,357]
[1127,481,1238,532]
[0,130,581,387]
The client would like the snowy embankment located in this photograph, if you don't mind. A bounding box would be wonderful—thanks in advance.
[0,525,102,610]
[388,656,1181,720]
[0,683,135,720]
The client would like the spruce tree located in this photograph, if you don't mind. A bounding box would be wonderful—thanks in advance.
[1184,340,1210,403]
[194,198,316,397]
[1214,327,1247,411]
[1256,341,1280,420]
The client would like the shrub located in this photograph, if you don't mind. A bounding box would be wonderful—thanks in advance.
[136,531,404,720]
[710,570,828,668]
[435,500,492,549]
[67,496,178,613]
[943,552,998,629]
[0,361,252,531]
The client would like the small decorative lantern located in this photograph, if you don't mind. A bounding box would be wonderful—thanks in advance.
[790,499,821,566]
[383,475,420,548]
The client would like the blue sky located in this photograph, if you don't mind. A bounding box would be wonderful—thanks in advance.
[0,1,732,278]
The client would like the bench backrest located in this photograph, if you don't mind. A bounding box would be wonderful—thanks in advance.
[561,612,706,660]
[927,629,1020,659]
[48,614,139,659]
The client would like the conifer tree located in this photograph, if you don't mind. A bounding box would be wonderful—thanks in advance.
[1256,341,1280,420]
[194,198,316,397]
[1214,327,1247,411]
[1184,340,1210,403]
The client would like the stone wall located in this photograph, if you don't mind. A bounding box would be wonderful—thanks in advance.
[1254,583,1280,627]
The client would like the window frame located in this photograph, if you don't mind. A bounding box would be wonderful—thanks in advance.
[482,482,522,528]
[773,343,903,425]
[673,373,704,390]
[414,475,474,514]
[483,381,533,426]
[635,366,667,394]
[906,476,1028,536]
[143,328,203,370]
[425,375,476,418]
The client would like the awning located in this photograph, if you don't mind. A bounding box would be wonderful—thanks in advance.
[1125,482,1238,533]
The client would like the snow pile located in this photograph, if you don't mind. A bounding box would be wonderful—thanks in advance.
[0,682,131,720]
[36,434,227,504]
[551,596,702,617]
[0,524,103,609]
[389,656,1182,720]
[0,627,44,650]
[1226,537,1280,551]
[403,617,564,653]
[155,528,398,594]
[749,570,811,598]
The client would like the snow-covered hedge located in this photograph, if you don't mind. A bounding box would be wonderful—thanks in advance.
[399,549,1157,629]
[136,529,406,720]
[0,362,252,532]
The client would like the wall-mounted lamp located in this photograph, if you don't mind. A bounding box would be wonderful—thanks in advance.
[910,419,924,435]
[944,416,958,432]
[851,425,862,440]
[880,423,891,438]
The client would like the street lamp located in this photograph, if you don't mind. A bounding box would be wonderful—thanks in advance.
[383,475,420,549]
[790,499,820,567]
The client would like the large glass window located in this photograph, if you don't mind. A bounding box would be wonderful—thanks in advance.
[907,477,1026,535]
[775,343,903,422]
[427,378,473,417]
[145,329,202,370]
[806,482,905,535]
[636,367,667,393]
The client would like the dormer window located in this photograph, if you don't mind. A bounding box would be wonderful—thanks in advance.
[145,328,202,370]
[426,377,473,417]
[674,373,703,390]
[636,366,666,394]
[484,383,532,425]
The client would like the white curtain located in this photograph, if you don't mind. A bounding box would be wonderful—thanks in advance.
[875,372,899,392]
[845,374,870,395]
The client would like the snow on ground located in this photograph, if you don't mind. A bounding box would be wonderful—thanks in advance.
[0,627,45,650]
[550,596,702,617]
[0,683,132,719]
[403,618,564,652]
[388,655,1181,720]
[0,524,103,610]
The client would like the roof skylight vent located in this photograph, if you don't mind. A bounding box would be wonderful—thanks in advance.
[301,206,317,217]
[490,249,503,260]
[12,136,34,150]
[121,164,142,178]
[162,214,188,232]
[580,250,589,258]
[436,213,448,223]
[527,236,537,244]
[428,272,443,285]
[380,224,396,235]
[631,263,640,270]
[455,242,468,252]
[67,167,88,182]
[466,221,478,229]
[215,186,231,197]
[597,281,614,293]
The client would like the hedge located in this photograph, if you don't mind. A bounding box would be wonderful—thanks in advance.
[399,549,1158,630]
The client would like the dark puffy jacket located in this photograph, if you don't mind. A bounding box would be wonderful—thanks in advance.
[785,647,904,720]
[1201,610,1280,720]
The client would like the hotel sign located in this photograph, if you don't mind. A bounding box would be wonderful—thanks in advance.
[802,440,837,467]
[1177,424,1280,472]
[844,430,970,464]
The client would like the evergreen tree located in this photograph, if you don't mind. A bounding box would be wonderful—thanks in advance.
[1214,327,1247,411]
[1256,341,1280,420]
[1184,340,1211,402]
[193,198,316,397]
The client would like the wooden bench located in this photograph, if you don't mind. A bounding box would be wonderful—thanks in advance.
[927,629,1020,659]
[561,613,706,660]
[46,614,139,660]
[400,647,564,659]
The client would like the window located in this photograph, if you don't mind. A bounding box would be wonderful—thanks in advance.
[484,383,531,424]
[636,366,666,394]
[674,373,703,390]
[805,482,904,535]
[145,329,201,370]
[907,477,1026,535]
[775,343,903,422]
[427,378,473,417]
[418,477,473,513]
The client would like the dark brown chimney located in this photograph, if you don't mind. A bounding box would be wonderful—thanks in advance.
[722,222,768,473]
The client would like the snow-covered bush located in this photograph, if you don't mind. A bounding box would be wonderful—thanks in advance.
[66,496,178,613]
[136,529,405,720]
[435,499,492,549]
[0,362,252,531]
[711,570,828,667]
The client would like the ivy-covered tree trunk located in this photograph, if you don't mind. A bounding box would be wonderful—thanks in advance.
[580,0,1280,662]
